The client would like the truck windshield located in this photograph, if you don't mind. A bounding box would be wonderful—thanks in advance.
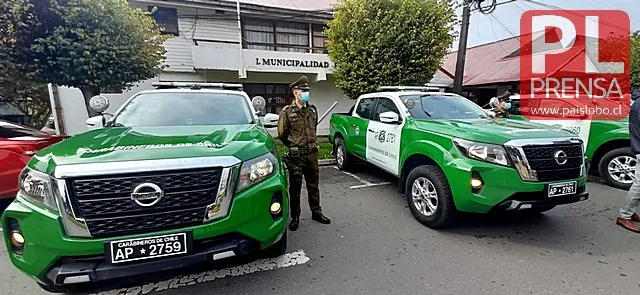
[111,92,254,127]
[400,94,490,120]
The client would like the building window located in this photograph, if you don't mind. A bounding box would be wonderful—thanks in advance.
[149,6,179,36]
[312,24,329,54]
[243,83,294,116]
[244,18,327,53]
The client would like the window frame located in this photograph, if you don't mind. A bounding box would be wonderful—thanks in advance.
[355,97,378,120]
[372,97,402,123]
[242,18,311,52]
[148,6,179,36]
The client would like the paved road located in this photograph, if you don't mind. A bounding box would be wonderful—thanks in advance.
[1,165,639,295]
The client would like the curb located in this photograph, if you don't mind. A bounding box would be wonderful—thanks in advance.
[319,159,336,166]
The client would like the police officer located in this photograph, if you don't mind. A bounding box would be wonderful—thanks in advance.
[491,91,513,118]
[277,75,331,231]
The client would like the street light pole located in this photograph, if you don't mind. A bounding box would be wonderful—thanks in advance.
[453,0,471,95]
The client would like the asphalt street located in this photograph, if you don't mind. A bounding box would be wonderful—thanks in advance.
[1,164,640,295]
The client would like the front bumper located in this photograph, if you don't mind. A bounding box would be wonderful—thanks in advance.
[1,174,288,286]
[44,233,270,286]
[443,158,588,213]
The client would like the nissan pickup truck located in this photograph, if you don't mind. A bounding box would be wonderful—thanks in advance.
[329,86,589,229]
[501,94,631,190]
[1,82,288,293]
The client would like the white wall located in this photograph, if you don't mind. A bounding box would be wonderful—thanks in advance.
[130,2,239,73]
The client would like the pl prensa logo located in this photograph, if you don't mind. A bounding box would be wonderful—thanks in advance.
[520,10,631,120]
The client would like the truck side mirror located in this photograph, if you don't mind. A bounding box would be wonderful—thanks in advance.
[379,111,401,124]
[86,116,105,130]
[263,113,279,128]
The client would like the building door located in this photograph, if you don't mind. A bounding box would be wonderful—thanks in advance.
[244,83,294,116]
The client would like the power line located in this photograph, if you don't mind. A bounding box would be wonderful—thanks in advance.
[489,13,520,42]
[522,0,629,33]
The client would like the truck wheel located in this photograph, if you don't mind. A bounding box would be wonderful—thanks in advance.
[38,283,84,293]
[599,147,636,190]
[405,165,457,229]
[265,230,287,258]
[335,137,352,171]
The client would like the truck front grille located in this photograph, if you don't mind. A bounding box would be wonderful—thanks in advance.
[67,168,222,238]
[521,143,583,182]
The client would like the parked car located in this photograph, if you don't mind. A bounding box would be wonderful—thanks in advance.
[0,120,65,208]
[1,82,288,293]
[329,86,589,229]
[503,94,631,190]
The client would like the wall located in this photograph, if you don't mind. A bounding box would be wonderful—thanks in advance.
[130,1,240,73]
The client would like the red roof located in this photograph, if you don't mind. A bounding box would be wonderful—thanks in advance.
[441,28,574,86]
[442,36,523,86]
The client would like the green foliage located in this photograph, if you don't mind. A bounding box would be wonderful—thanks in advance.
[630,31,640,91]
[325,0,458,99]
[0,0,168,116]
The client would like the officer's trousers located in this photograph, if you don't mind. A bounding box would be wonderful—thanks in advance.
[287,151,322,217]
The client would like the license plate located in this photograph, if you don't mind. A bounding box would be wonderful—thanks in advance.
[548,181,577,197]
[106,232,190,264]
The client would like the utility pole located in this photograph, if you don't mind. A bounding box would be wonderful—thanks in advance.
[453,0,471,95]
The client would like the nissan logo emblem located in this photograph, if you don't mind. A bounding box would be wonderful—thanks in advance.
[554,150,568,165]
[131,183,164,207]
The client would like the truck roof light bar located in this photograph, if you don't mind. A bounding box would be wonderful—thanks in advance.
[152,82,244,91]
[377,85,444,92]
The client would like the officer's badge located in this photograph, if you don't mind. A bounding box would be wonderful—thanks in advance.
[355,126,360,136]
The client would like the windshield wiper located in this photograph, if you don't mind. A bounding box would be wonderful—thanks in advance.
[418,94,433,117]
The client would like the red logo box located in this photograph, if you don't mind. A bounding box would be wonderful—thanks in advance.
[520,10,630,120]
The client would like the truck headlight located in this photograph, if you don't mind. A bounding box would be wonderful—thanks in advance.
[236,151,277,192]
[453,138,510,167]
[18,168,58,211]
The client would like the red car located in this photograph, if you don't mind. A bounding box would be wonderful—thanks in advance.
[0,120,65,208]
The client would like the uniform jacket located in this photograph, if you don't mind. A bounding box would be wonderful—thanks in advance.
[277,101,318,151]
[491,107,510,118]
[630,100,640,154]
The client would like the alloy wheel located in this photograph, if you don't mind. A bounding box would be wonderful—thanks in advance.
[607,155,636,185]
[411,177,438,216]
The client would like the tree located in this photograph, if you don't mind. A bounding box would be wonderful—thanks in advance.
[325,0,458,99]
[630,31,640,91]
[0,0,168,117]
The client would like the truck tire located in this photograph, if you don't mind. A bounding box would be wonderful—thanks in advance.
[334,136,353,171]
[405,165,457,229]
[598,147,636,190]
[265,230,287,258]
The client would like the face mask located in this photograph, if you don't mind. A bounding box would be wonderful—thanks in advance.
[300,92,310,103]
[504,102,512,110]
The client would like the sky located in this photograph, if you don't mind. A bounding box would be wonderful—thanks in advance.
[452,0,640,51]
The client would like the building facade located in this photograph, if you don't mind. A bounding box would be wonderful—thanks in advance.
[117,0,350,136]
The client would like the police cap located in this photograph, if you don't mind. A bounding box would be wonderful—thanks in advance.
[497,90,512,102]
[290,75,310,90]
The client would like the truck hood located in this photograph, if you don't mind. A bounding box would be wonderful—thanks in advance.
[31,124,274,171]
[414,118,577,144]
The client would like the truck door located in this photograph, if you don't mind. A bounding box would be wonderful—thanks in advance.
[365,97,404,176]
[350,97,377,159]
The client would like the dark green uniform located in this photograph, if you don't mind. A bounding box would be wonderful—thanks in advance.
[491,107,511,118]
[277,76,329,229]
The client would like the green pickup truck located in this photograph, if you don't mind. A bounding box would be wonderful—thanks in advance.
[503,94,632,190]
[1,82,289,293]
[329,86,589,229]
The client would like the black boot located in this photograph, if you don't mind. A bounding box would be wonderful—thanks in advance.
[289,216,299,231]
[312,213,331,224]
